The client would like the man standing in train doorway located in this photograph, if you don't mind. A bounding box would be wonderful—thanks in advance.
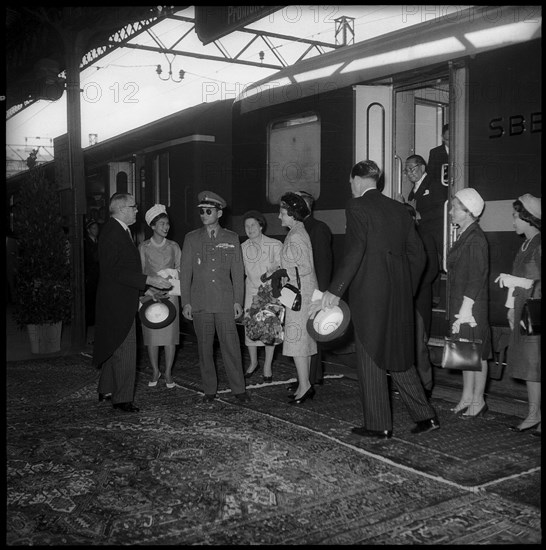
[402,153,448,397]
[180,191,250,403]
[312,160,440,438]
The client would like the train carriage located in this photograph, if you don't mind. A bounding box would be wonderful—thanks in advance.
[231,5,541,356]
[6,5,541,377]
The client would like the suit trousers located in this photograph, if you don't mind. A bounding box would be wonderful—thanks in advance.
[415,310,433,391]
[193,312,246,396]
[354,333,436,431]
[309,343,324,384]
[98,319,137,405]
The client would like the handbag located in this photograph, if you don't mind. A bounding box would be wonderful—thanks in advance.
[441,335,483,371]
[278,267,302,311]
[520,281,541,335]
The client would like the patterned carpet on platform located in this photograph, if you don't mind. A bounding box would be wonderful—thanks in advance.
[6,343,541,545]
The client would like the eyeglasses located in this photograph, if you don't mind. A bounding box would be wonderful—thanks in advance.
[199,207,216,215]
[404,165,421,174]
[124,204,138,210]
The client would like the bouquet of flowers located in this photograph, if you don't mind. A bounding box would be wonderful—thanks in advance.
[243,281,285,345]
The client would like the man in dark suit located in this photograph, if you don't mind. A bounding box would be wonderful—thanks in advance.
[404,154,447,342]
[427,123,449,189]
[403,203,437,400]
[93,193,172,412]
[314,160,439,438]
[180,190,249,403]
[296,190,333,387]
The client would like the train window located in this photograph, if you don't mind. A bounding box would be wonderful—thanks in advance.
[267,113,320,204]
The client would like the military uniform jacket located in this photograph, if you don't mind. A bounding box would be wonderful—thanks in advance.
[180,226,244,313]
[328,189,425,372]
[93,218,147,366]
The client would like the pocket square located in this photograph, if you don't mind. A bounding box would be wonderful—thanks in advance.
[423,189,430,196]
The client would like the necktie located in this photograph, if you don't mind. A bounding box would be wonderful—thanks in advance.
[126,228,134,245]
[408,189,415,202]
[211,230,215,240]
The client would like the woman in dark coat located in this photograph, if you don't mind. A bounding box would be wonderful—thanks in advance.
[447,188,491,418]
[495,194,541,434]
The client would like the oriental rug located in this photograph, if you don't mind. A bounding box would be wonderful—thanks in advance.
[6,345,541,545]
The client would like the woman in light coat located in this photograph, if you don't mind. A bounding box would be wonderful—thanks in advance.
[241,210,282,382]
[278,192,318,404]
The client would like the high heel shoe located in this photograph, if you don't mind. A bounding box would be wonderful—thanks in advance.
[509,421,541,432]
[450,405,469,415]
[290,386,315,405]
[148,373,161,387]
[462,403,488,419]
[244,364,259,379]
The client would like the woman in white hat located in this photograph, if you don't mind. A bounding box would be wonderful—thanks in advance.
[495,194,541,435]
[447,188,491,417]
[139,204,181,388]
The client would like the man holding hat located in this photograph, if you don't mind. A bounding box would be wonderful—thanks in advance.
[180,190,249,402]
[313,160,439,439]
[93,193,172,413]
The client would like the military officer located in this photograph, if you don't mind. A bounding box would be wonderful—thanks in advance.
[180,191,249,402]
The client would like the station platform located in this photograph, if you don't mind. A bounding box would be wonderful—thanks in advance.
[6,307,541,544]
[6,304,529,418]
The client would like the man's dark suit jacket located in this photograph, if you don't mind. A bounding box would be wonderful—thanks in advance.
[93,218,147,366]
[329,189,425,372]
[412,172,447,228]
[427,143,448,188]
[303,215,333,292]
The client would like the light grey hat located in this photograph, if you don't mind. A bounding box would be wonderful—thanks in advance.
[455,188,485,218]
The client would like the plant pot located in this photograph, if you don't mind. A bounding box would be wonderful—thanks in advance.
[26,322,62,354]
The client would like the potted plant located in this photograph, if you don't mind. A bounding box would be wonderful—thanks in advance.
[13,166,72,354]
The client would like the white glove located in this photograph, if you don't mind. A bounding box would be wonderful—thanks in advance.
[504,287,515,309]
[452,296,476,333]
[494,273,533,289]
[157,268,179,280]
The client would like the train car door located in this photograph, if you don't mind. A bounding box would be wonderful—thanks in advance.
[354,85,393,196]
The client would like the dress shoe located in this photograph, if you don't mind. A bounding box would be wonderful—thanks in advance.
[351,426,393,440]
[509,421,540,432]
[263,376,273,383]
[462,403,488,419]
[165,379,176,389]
[113,402,140,412]
[148,373,161,387]
[450,405,469,415]
[244,364,259,379]
[530,431,541,438]
[286,382,298,393]
[235,392,251,403]
[411,416,440,434]
[424,388,433,400]
[98,392,112,403]
[290,386,315,405]
[202,394,216,403]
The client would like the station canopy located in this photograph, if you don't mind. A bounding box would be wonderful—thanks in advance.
[6,5,344,118]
